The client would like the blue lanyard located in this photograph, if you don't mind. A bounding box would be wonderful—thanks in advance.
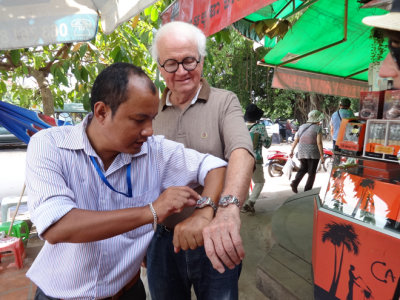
[89,156,132,198]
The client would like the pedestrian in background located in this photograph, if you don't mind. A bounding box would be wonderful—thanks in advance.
[271,119,281,144]
[241,104,271,214]
[330,98,355,150]
[289,110,325,193]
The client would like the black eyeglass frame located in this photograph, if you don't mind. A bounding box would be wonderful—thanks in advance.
[158,56,202,73]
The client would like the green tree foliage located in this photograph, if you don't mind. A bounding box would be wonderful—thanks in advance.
[0,1,172,116]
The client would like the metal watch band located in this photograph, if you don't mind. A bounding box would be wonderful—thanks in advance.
[196,196,217,211]
[218,195,240,208]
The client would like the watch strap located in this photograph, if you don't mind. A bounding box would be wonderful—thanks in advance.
[218,195,240,207]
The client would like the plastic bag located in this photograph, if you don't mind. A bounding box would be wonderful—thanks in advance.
[282,157,294,180]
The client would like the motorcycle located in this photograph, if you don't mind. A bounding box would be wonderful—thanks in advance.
[265,148,334,177]
[265,150,300,177]
[318,148,334,172]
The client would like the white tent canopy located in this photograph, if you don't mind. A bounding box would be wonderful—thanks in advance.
[0,0,157,50]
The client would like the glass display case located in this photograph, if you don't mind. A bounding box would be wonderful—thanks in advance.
[363,119,400,161]
[313,154,400,300]
[321,155,400,232]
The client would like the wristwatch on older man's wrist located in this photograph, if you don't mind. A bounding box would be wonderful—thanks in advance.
[218,195,240,208]
[196,196,217,212]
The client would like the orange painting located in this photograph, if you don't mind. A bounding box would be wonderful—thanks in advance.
[313,211,400,300]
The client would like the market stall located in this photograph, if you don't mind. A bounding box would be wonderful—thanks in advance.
[313,89,400,299]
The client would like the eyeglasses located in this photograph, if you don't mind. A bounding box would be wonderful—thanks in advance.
[389,39,400,70]
[158,56,201,73]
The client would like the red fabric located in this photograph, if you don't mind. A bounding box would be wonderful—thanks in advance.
[161,0,276,36]
[272,68,368,98]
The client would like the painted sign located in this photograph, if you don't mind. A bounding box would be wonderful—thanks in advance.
[313,210,400,300]
[161,0,275,36]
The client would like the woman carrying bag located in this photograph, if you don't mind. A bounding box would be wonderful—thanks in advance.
[289,110,325,193]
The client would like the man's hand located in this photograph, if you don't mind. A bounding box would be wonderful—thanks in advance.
[153,186,198,223]
[173,207,214,253]
[202,205,244,274]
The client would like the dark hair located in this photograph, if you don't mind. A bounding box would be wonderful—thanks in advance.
[90,62,157,115]
[244,103,264,122]
[340,98,351,108]
[374,28,400,42]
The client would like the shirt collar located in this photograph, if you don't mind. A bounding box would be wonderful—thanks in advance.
[161,78,211,110]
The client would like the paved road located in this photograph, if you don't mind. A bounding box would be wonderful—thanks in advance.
[238,141,332,299]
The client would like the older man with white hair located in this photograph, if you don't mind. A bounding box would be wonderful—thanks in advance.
[147,21,255,300]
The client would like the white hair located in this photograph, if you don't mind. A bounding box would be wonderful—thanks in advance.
[151,21,207,60]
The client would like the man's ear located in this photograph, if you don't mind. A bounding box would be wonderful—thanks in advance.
[93,102,110,124]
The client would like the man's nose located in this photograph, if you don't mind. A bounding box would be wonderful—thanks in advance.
[142,121,154,137]
[175,63,188,75]
[379,53,398,79]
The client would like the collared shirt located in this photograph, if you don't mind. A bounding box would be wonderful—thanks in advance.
[153,78,253,227]
[165,84,202,106]
[25,114,227,300]
[331,108,355,141]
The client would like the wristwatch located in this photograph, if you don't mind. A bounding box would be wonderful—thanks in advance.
[196,196,217,212]
[218,195,240,208]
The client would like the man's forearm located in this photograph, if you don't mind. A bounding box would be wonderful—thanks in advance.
[43,206,153,244]
[221,148,254,206]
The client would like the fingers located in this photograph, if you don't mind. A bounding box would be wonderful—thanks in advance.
[202,207,245,274]
[203,231,226,273]
[155,186,199,222]
[173,214,209,252]
[203,225,243,274]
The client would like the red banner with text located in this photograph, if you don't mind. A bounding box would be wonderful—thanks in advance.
[161,0,276,36]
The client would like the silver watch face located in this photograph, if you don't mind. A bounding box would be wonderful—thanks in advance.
[196,197,216,211]
[219,195,240,207]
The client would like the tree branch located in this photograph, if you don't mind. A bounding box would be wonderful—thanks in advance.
[40,43,73,74]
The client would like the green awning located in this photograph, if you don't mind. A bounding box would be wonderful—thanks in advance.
[262,0,388,82]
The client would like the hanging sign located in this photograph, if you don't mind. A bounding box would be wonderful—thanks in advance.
[161,0,276,36]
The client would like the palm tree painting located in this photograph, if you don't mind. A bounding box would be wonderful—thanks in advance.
[329,169,347,212]
[322,222,360,297]
[351,178,376,225]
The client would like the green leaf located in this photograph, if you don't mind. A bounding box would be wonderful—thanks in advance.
[144,6,152,16]
[81,67,89,82]
[151,7,159,22]
[22,65,29,75]
[79,44,88,58]
[10,50,21,65]
[73,66,82,81]
[0,80,6,93]
[110,46,121,61]
[83,93,90,111]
